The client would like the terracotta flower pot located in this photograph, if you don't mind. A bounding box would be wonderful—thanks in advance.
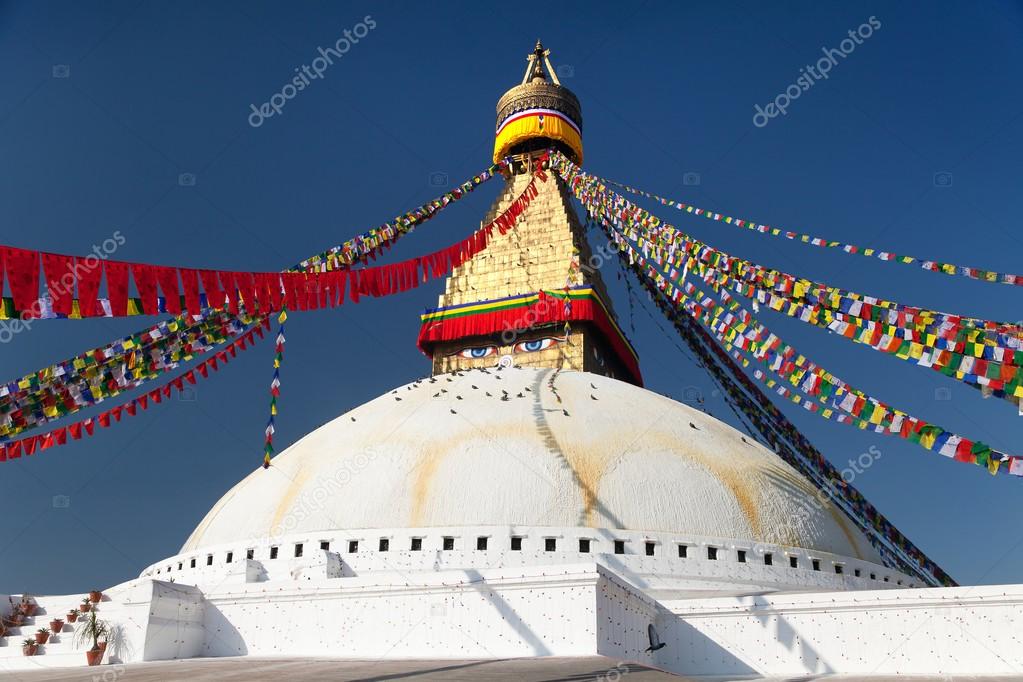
[67,612,78,623]
[86,648,103,666]
[50,619,63,634]
[80,602,91,613]
[23,643,38,656]
[98,641,108,652]
[89,591,102,604]
[20,603,37,617]
[34,631,49,644]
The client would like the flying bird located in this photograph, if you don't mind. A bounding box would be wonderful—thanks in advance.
[645,624,666,652]
[590,394,598,400]
[450,409,457,414]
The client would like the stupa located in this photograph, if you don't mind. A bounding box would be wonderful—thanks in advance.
[3,42,1017,678]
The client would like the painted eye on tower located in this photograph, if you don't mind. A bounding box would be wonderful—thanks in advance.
[457,346,497,359]
[514,338,558,353]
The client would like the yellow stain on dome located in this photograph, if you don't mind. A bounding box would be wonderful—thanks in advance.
[269,465,312,535]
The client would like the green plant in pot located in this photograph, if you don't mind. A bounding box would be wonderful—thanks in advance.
[80,597,92,613]
[49,617,64,634]
[67,608,79,623]
[34,628,49,644]
[74,608,108,667]
[20,596,37,617]
[22,638,37,656]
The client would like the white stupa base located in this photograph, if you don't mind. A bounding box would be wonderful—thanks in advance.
[2,561,1019,676]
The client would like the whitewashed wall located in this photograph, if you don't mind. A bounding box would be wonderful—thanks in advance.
[200,563,603,658]
[652,583,1023,676]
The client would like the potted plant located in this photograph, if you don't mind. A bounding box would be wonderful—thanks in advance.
[0,622,7,638]
[19,596,37,617]
[67,608,79,623]
[74,608,108,667]
[34,627,49,644]
[49,617,64,634]
[3,612,24,628]
[80,597,92,613]
[88,590,102,604]
[22,638,37,656]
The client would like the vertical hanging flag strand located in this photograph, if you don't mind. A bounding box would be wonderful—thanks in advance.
[263,307,287,469]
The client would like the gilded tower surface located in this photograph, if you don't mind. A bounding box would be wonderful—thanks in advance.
[422,42,641,384]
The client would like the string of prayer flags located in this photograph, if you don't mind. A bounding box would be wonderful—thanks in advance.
[606,228,952,586]
[0,321,267,463]
[263,308,287,469]
[601,170,1023,287]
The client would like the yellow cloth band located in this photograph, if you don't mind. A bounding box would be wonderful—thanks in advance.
[493,111,583,164]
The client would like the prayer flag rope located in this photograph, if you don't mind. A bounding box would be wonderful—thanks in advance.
[551,154,1022,400]
[602,172,1023,287]
[0,311,258,439]
[0,320,268,462]
[263,308,286,469]
[600,218,952,586]
[595,199,1021,477]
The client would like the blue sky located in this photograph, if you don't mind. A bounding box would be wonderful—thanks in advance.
[1,0,1021,594]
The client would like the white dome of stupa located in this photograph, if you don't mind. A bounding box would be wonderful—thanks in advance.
[182,367,881,565]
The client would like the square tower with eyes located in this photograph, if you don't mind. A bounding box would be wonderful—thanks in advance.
[424,156,639,385]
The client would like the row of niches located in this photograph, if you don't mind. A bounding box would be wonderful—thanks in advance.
[147,532,914,588]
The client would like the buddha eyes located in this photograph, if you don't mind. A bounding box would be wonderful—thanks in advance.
[457,346,497,359]
[454,338,558,359]
[515,338,558,353]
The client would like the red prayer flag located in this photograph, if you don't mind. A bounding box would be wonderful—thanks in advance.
[184,369,196,385]
[23,437,37,456]
[77,258,103,317]
[84,420,95,436]
[197,362,209,378]
[41,252,74,316]
[98,412,111,428]
[155,266,182,315]
[3,246,42,317]
[199,270,225,311]
[105,260,130,317]
[180,268,202,316]
[69,422,83,440]
[132,263,159,315]
[235,271,256,313]
[220,271,239,314]
[138,394,149,410]
[8,440,22,459]
[54,427,67,445]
